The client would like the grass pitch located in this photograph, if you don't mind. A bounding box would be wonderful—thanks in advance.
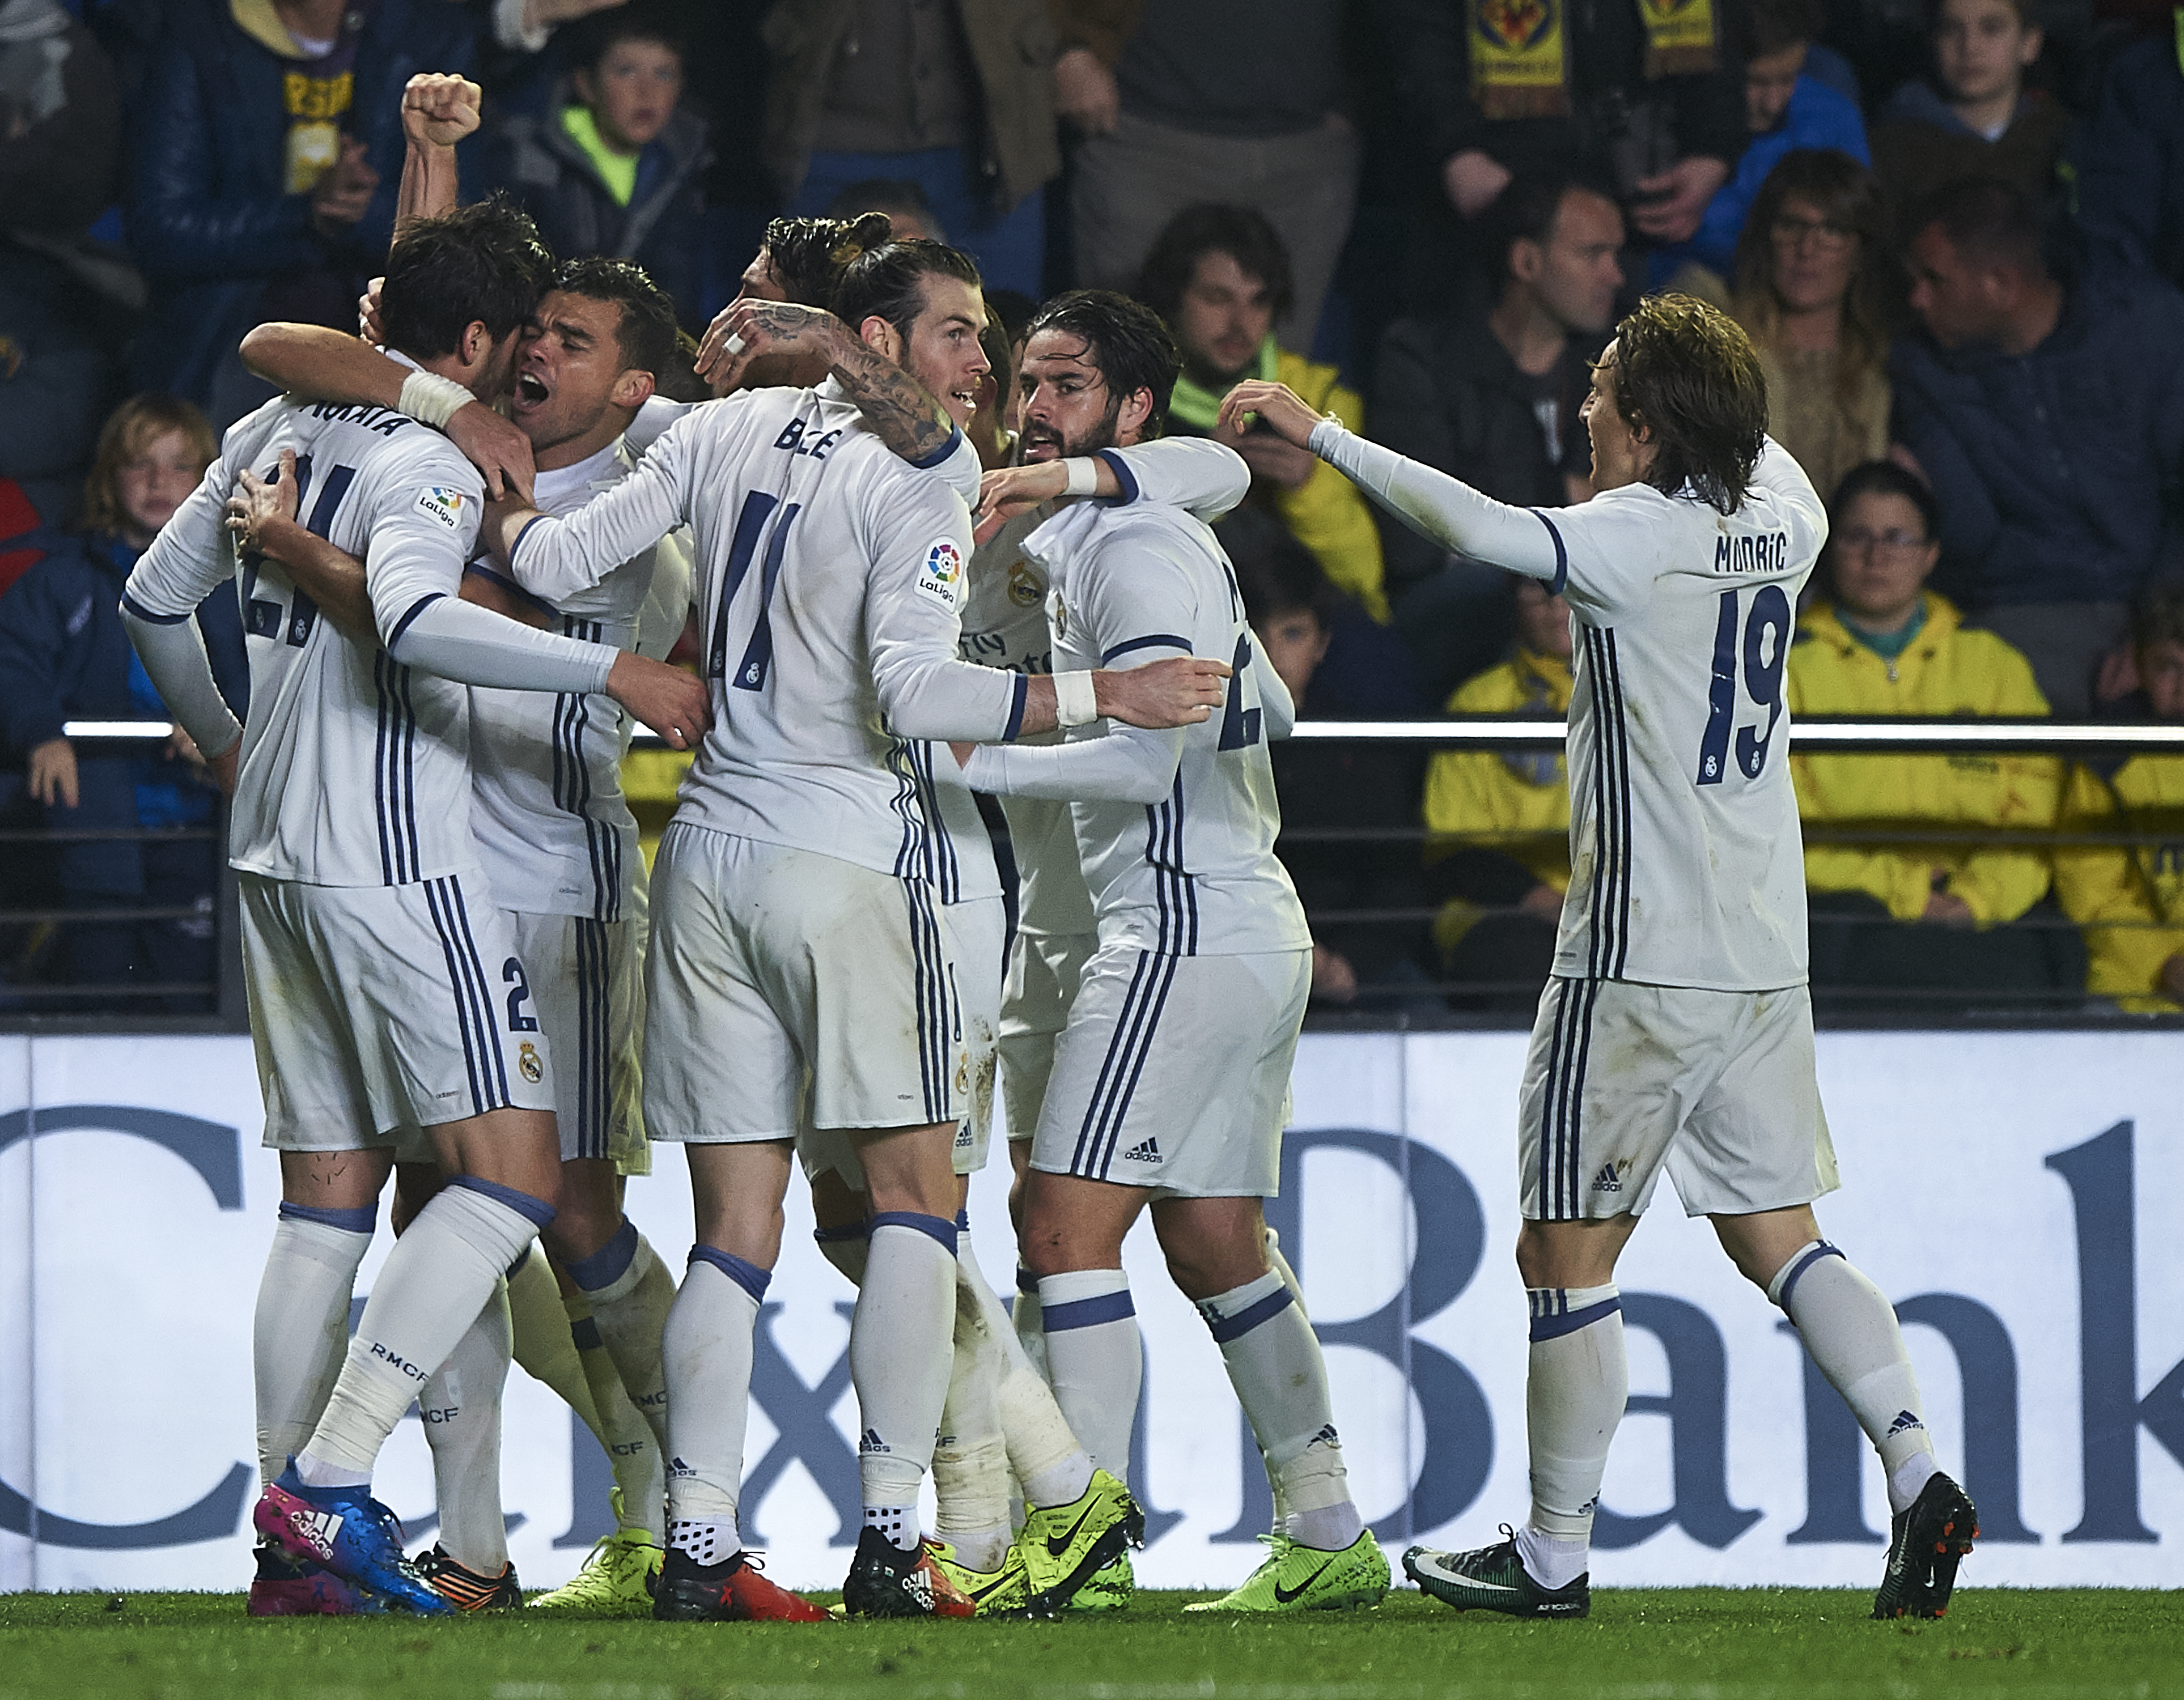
[2,1588,2179,1700]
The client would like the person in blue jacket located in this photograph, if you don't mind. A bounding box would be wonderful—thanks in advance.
[0,394,248,1012]
[2067,22,2184,291]
[123,0,477,427]
[1651,0,1869,288]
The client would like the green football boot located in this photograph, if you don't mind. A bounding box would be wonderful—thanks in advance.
[1184,1530,1389,1613]
[1064,1550,1133,1613]
[926,1539,1033,1616]
[1016,1469,1143,1616]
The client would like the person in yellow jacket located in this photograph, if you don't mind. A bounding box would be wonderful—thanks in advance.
[1136,202,1390,620]
[2051,585,2184,1011]
[1420,577,1573,1008]
[1787,461,2083,1008]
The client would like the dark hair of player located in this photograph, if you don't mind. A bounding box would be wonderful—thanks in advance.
[832,239,985,347]
[2131,580,2184,652]
[762,212,893,309]
[554,256,678,377]
[573,0,685,70]
[1021,289,1181,440]
[1909,175,2045,275]
[1606,293,1768,515]
[1135,202,1295,327]
[380,196,554,362]
[1477,172,1618,287]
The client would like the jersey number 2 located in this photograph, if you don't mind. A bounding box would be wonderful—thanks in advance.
[1695,584,1791,785]
[241,456,357,648]
[1216,634,1262,751]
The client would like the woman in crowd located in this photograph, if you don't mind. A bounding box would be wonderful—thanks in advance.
[1727,149,1893,505]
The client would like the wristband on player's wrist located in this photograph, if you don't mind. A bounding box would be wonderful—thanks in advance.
[1061,457,1099,498]
[397,369,474,430]
[1053,669,1099,727]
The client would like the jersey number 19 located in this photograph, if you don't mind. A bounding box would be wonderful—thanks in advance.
[1695,584,1791,786]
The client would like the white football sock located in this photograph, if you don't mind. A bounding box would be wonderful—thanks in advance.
[567,1299,668,1542]
[1198,1270,1361,1552]
[662,1247,766,1538]
[421,1277,512,1575]
[816,1222,871,1287]
[934,1247,1016,1571]
[1011,1266,1051,1380]
[1771,1241,1937,1515]
[253,1204,373,1484]
[299,1179,548,1484]
[1262,1225,1307,1529]
[967,1260,1091,1510]
[853,1215,959,1545]
[566,1219,675,1451]
[1039,1269,1140,1486]
[1524,1284,1626,1582]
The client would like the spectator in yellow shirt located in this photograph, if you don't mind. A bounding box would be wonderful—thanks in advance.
[2051,584,2184,1010]
[1420,577,1574,1010]
[1788,461,2082,1009]
[1136,202,1390,620]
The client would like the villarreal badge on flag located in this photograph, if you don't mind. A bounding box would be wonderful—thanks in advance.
[1471,0,1568,117]
[518,1042,544,1084]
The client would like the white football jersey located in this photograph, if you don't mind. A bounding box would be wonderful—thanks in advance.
[125,396,491,888]
[1539,443,1827,989]
[467,437,681,922]
[509,381,1021,879]
[1006,499,1309,957]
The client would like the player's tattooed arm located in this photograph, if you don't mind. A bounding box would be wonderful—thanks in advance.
[697,298,957,465]
[225,451,377,643]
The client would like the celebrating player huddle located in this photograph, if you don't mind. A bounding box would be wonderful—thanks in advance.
[120,72,1975,1629]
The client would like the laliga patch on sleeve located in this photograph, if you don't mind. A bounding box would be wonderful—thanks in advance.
[414,486,468,531]
[915,538,965,608]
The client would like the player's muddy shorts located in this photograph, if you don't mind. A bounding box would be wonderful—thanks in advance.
[998,928,1095,1144]
[1030,942,1310,1198]
[642,823,964,1152]
[507,909,647,1175]
[1519,976,1838,1221]
[243,870,555,1150]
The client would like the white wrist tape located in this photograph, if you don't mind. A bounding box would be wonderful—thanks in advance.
[397,368,473,430]
[1053,669,1099,728]
[1062,457,1099,498]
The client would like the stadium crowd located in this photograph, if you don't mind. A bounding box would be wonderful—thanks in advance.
[2,0,2182,1017]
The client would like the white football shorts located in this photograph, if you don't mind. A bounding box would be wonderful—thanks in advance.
[243,870,555,1151]
[1030,942,1310,1198]
[642,823,964,1146]
[507,909,648,1175]
[1519,976,1839,1221]
[998,928,1096,1142]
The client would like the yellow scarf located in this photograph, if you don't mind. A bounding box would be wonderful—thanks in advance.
[1470,0,1718,120]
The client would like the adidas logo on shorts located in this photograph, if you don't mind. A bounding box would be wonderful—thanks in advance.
[1591,1164,1622,1194]
[1120,1137,1162,1163]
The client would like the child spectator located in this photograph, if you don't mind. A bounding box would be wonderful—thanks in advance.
[1787,461,2080,1010]
[2051,584,2184,1012]
[1725,150,1893,506]
[0,393,246,1011]
[1650,0,1869,289]
[484,6,713,329]
[1420,577,1574,1013]
[1869,0,2070,241]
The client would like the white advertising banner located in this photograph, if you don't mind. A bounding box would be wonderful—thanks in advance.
[2,1028,2179,1595]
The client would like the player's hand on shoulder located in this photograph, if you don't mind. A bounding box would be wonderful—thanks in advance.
[1096,654,1232,728]
[226,449,302,558]
[697,298,842,393]
[606,653,710,751]
[446,401,535,503]
[358,277,386,346]
[401,74,482,149]
[1215,380,1324,452]
[974,461,1068,539]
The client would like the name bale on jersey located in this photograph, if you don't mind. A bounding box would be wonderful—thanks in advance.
[1713,530,1791,575]
[917,538,965,609]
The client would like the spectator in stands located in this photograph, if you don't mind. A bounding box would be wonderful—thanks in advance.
[765,0,1058,298]
[125,0,475,427]
[1375,0,1744,260]
[826,176,945,241]
[1231,524,1434,1009]
[481,7,713,330]
[0,394,245,1012]
[1894,176,2184,713]
[1869,0,2070,243]
[1787,461,2082,1011]
[1137,203,1389,621]
[1724,150,1892,505]
[1056,0,1359,348]
[0,0,122,236]
[1420,577,1573,1013]
[2066,26,2184,289]
[1371,175,1618,697]
[1650,0,1868,290]
[2052,583,2184,1012]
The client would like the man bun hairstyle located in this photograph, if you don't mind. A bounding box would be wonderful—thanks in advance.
[1609,294,1769,513]
[554,255,678,377]
[831,238,984,346]
[1022,289,1181,440]
[763,212,894,309]
[1136,202,1295,327]
[380,196,554,363]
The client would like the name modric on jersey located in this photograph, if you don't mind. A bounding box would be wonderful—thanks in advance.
[1714,530,1792,575]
